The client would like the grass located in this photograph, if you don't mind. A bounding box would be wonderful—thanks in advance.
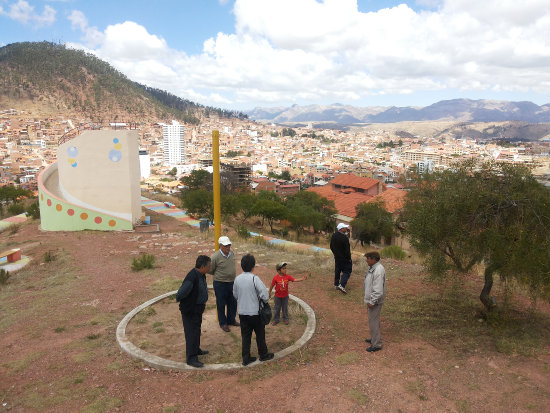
[347,388,369,405]
[3,350,45,374]
[335,351,361,365]
[131,253,156,271]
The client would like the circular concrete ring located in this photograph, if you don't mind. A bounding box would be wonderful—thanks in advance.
[116,291,316,370]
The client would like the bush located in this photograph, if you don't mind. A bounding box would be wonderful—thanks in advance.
[0,269,10,285]
[7,203,25,216]
[380,245,407,260]
[8,223,20,234]
[44,250,55,263]
[237,226,251,239]
[27,201,40,219]
[132,254,156,271]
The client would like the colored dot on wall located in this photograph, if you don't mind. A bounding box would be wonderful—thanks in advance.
[108,220,116,227]
[80,212,88,220]
[40,193,43,200]
[114,143,122,150]
[67,209,75,216]
[113,138,119,144]
[94,217,102,224]
[56,204,62,212]
[47,199,52,207]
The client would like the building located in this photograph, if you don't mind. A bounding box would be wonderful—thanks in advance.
[162,121,185,166]
[221,161,252,190]
[139,150,151,179]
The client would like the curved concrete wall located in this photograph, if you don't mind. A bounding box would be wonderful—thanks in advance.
[38,130,141,231]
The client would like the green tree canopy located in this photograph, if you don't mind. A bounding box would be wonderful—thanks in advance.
[285,191,336,235]
[401,160,550,310]
[351,201,394,245]
[180,169,212,191]
[180,189,212,220]
[252,195,286,234]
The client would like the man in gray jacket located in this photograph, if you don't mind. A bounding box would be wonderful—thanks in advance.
[209,236,238,332]
[363,251,386,352]
[233,254,274,366]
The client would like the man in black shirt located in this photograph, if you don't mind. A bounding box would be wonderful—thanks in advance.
[330,223,352,294]
[176,255,211,368]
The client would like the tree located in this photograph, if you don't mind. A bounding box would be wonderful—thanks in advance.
[180,189,213,219]
[168,167,177,176]
[285,191,336,234]
[401,160,550,310]
[253,194,286,233]
[351,201,394,245]
[180,169,212,191]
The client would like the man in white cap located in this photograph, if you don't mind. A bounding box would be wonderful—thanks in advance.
[209,236,239,332]
[330,223,352,294]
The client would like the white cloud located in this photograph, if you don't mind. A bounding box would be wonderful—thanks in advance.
[66,0,550,108]
[0,0,55,27]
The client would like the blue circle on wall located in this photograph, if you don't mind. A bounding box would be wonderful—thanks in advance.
[67,146,78,157]
[113,138,119,144]
[71,162,78,168]
[109,149,122,162]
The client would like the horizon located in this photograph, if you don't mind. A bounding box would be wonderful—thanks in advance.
[2,1,550,111]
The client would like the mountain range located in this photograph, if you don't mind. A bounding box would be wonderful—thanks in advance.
[246,100,550,125]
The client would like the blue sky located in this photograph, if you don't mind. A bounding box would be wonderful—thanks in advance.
[2,0,550,110]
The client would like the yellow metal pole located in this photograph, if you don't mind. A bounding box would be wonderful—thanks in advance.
[212,130,221,251]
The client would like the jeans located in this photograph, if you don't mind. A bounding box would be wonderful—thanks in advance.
[273,296,289,322]
[180,304,205,362]
[334,259,352,287]
[213,280,238,326]
[239,314,269,362]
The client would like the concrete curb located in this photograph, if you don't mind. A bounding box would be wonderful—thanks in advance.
[116,291,316,371]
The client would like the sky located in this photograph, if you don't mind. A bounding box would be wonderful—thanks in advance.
[2,0,550,111]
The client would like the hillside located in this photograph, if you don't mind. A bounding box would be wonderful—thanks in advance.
[0,41,246,123]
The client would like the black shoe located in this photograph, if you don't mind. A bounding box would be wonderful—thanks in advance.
[242,356,257,366]
[221,325,230,332]
[187,359,204,368]
[366,346,382,352]
[198,349,209,355]
[259,352,274,362]
[365,338,372,343]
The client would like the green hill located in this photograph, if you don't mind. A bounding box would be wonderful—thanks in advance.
[0,41,246,123]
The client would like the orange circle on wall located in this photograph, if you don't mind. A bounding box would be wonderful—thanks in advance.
[47,199,52,206]
[67,209,75,216]
[56,204,62,212]
[95,217,102,224]
[108,220,116,227]
[80,212,88,220]
[40,194,44,200]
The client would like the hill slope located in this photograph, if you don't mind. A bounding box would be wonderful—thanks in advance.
[0,41,246,123]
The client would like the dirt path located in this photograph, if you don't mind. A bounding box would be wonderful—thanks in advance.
[1,213,549,412]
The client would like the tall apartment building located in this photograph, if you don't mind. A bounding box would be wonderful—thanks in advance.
[162,121,185,166]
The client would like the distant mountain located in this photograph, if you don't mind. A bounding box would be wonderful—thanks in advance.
[247,99,550,124]
[0,41,247,123]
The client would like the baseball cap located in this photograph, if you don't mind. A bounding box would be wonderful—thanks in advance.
[218,236,232,246]
[337,223,349,231]
[276,262,288,271]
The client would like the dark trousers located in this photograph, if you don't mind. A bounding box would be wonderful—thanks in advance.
[239,314,268,361]
[213,280,238,326]
[334,259,352,287]
[180,304,205,362]
[273,296,289,322]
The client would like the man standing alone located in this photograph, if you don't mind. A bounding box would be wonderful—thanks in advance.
[330,222,352,294]
[176,255,211,368]
[210,236,239,332]
[364,251,386,352]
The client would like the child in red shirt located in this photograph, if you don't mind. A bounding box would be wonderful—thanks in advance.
[268,262,307,325]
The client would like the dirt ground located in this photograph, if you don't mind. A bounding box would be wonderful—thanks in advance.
[1,212,549,412]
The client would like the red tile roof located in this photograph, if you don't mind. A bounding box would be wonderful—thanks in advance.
[368,187,407,214]
[307,185,373,218]
[330,173,382,191]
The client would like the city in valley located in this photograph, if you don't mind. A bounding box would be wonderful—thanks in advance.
[1,108,549,201]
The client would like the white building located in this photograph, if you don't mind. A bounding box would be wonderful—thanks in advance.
[162,120,185,166]
[139,150,151,179]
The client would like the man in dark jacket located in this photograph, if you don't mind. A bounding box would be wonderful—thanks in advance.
[330,223,352,294]
[176,255,211,368]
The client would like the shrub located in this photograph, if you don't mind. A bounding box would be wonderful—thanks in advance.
[8,223,20,234]
[237,226,251,239]
[7,203,25,216]
[44,250,55,263]
[27,201,40,219]
[132,254,155,271]
[0,269,10,285]
[380,245,407,260]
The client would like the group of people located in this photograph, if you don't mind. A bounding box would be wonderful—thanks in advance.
[330,222,386,352]
[176,236,306,368]
[176,224,387,368]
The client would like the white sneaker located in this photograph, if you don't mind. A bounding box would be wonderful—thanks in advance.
[338,284,347,294]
